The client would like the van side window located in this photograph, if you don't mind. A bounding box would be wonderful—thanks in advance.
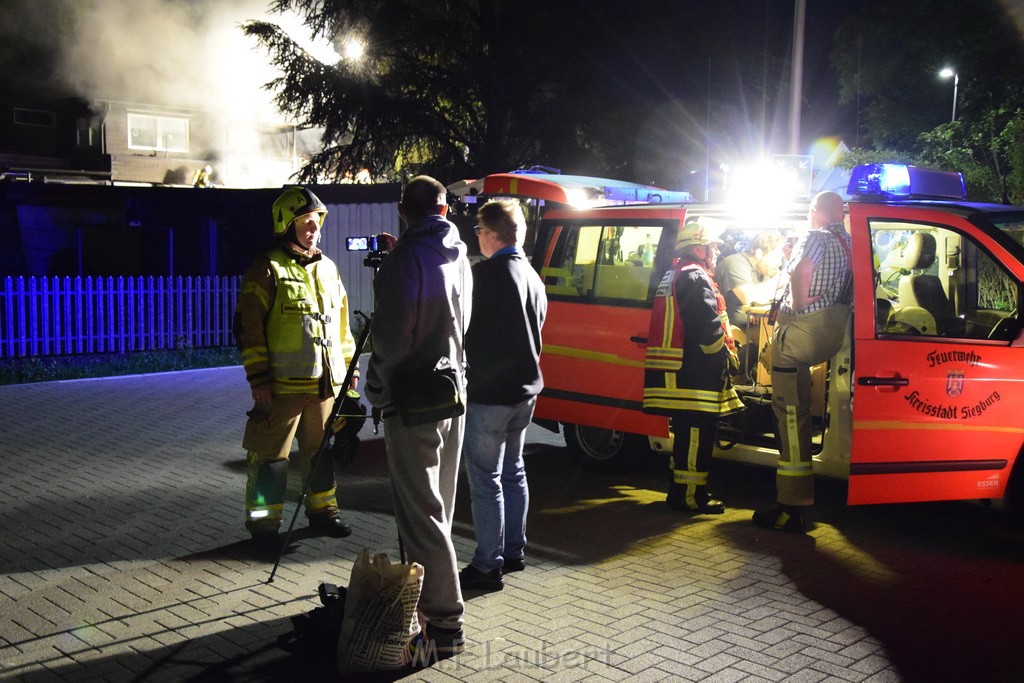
[593,225,662,301]
[535,223,662,302]
[535,224,598,298]
[870,222,1018,340]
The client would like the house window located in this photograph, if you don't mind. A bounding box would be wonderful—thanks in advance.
[127,113,189,153]
[14,108,56,127]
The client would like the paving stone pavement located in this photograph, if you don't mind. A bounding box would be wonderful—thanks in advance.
[3,365,1024,682]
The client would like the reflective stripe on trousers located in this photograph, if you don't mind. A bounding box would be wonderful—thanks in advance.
[669,414,716,509]
[769,305,850,506]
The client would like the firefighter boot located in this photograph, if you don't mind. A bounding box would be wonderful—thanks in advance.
[308,507,352,537]
[666,483,726,514]
[752,504,806,533]
[245,453,289,550]
[304,453,351,537]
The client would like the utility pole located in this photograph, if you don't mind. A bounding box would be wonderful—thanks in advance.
[705,57,711,202]
[789,0,806,155]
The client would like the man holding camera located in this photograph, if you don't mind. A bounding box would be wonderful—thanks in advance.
[365,176,473,659]
[234,187,358,552]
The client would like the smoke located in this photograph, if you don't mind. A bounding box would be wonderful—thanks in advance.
[0,0,340,186]
[0,0,339,118]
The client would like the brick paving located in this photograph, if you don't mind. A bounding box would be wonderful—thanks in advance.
[3,366,1024,681]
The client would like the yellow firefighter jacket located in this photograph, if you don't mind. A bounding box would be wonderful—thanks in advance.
[235,245,356,395]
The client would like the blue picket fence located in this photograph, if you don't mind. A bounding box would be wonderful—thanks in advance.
[0,275,241,359]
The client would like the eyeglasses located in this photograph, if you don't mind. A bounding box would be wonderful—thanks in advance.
[474,225,481,235]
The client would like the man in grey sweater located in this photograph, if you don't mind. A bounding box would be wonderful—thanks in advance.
[365,175,473,660]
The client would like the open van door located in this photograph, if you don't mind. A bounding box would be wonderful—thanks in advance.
[848,201,1024,504]
[530,205,689,471]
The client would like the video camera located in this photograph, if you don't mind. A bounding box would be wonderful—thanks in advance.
[346,234,389,269]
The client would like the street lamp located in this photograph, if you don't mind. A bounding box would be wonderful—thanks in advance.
[939,67,959,123]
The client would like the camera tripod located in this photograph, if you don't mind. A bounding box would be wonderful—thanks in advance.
[267,310,373,583]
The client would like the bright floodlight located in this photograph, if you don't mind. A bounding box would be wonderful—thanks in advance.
[564,187,598,209]
[939,67,955,79]
[724,160,804,223]
[342,37,365,62]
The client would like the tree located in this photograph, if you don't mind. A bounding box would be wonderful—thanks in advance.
[832,0,1024,149]
[831,0,1024,202]
[243,0,618,183]
[243,1,820,187]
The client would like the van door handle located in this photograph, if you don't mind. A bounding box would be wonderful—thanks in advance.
[630,335,648,344]
[857,376,910,387]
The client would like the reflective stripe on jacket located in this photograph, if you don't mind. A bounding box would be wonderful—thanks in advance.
[644,267,689,372]
[643,261,741,416]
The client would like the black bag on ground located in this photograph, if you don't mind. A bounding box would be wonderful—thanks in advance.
[277,582,347,655]
[391,358,464,427]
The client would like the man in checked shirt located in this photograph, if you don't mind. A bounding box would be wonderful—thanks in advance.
[753,191,853,533]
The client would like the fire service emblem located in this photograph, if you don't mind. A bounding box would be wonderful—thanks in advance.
[946,370,965,398]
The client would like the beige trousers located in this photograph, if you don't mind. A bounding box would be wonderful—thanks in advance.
[770,305,850,506]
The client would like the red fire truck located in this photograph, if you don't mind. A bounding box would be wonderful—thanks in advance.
[450,165,1024,510]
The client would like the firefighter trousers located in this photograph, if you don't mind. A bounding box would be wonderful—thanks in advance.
[669,412,718,506]
[770,305,850,506]
[242,392,339,532]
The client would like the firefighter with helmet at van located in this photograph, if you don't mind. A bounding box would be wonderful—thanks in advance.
[642,216,743,514]
[233,186,358,552]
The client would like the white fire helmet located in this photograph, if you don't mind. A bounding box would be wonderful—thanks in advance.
[675,216,727,251]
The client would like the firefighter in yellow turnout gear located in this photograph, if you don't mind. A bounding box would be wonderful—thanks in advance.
[234,187,358,551]
[643,217,742,513]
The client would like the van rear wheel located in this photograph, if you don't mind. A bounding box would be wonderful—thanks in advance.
[563,423,644,474]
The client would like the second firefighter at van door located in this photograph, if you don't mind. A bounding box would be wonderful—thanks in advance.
[642,216,744,514]
[714,230,787,378]
[752,190,853,533]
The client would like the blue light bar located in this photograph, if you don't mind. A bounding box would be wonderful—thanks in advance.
[847,163,966,200]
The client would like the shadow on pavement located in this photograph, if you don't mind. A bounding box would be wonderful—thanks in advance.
[196,428,1024,682]
[13,610,422,683]
[718,467,1024,682]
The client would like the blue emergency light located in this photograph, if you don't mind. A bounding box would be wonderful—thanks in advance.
[847,163,966,200]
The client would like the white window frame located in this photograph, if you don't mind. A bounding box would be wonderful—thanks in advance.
[127,112,190,153]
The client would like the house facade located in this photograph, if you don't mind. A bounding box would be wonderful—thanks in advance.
[0,94,323,188]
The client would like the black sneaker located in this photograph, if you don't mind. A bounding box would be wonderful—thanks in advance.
[426,625,465,656]
[459,564,503,591]
[502,557,526,573]
[308,513,352,538]
[752,505,806,533]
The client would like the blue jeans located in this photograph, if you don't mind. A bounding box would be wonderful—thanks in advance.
[462,398,536,572]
